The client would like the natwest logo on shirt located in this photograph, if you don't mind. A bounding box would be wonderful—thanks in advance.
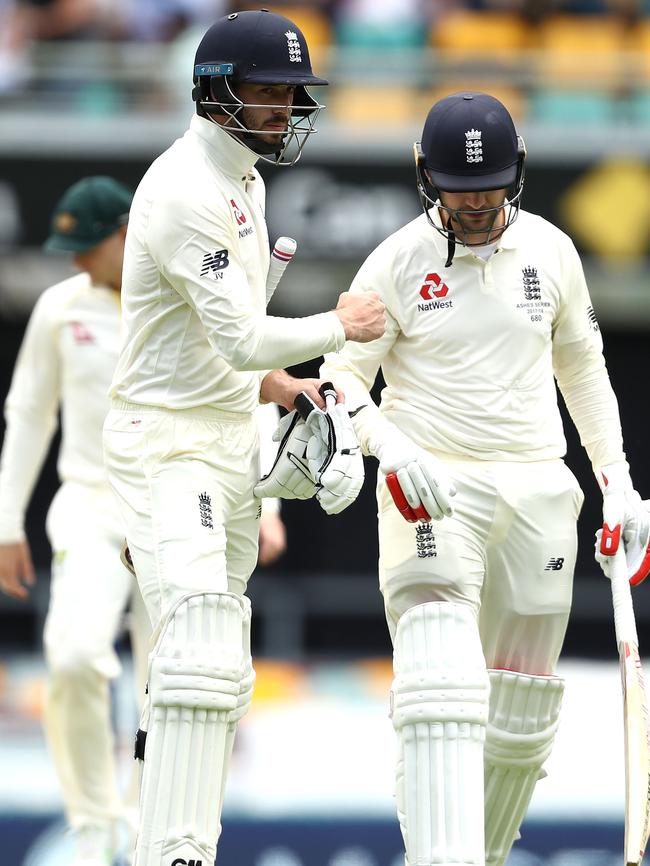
[417,273,453,312]
[230,199,246,226]
[420,273,449,300]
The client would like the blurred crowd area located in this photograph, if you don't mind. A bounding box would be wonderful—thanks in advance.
[2,0,650,125]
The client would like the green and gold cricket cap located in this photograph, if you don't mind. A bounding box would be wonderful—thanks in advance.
[45,176,133,253]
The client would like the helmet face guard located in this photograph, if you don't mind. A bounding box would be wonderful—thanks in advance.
[415,137,526,246]
[192,11,328,166]
[193,67,324,166]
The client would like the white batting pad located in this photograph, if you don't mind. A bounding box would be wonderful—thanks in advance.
[134,592,254,866]
[391,602,490,866]
[484,670,564,866]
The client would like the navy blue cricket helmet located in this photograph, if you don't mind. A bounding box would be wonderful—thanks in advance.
[414,92,526,263]
[192,9,328,165]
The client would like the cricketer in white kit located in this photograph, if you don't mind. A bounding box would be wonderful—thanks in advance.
[0,177,151,866]
[322,92,650,866]
[102,11,385,866]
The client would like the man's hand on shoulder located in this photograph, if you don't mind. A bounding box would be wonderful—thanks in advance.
[334,290,386,343]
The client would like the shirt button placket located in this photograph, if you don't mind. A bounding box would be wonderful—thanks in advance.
[483,257,495,293]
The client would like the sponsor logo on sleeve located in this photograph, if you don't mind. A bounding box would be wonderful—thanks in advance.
[230,199,254,237]
[200,249,229,279]
[587,305,600,332]
[230,199,246,225]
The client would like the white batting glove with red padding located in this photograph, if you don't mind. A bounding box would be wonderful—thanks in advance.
[373,427,455,523]
[594,463,650,586]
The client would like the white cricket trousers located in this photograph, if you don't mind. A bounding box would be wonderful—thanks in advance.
[102,401,260,631]
[378,457,584,674]
[44,480,150,830]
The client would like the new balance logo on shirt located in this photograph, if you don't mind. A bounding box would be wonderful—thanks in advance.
[544,557,565,571]
[200,249,229,277]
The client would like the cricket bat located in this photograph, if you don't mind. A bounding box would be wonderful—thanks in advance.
[604,523,650,865]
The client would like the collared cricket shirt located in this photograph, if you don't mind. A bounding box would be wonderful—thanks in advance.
[111,115,344,413]
[0,273,120,540]
[323,208,624,471]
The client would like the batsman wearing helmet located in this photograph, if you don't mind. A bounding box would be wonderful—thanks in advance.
[322,92,649,866]
[102,9,384,866]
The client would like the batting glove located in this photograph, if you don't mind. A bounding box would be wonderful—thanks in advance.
[295,389,364,515]
[594,463,650,586]
[373,427,455,523]
[253,410,317,501]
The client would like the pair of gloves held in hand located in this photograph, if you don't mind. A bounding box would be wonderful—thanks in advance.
[253,393,364,515]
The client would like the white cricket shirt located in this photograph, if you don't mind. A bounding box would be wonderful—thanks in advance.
[322,208,625,472]
[0,273,120,541]
[111,115,345,412]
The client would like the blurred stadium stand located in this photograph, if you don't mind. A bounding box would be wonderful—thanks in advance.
[1,2,650,864]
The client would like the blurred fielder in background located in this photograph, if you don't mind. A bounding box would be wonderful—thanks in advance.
[102,9,384,866]
[0,175,289,866]
[0,176,149,866]
[322,91,650,866]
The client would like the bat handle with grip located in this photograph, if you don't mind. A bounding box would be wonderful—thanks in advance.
[266,236,297,302]
[605,523,640,647]
[294,392,317,423]
[293,383,338,422]
[319,381,337,411]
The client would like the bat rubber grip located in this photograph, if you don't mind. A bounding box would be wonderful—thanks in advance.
[272,236,297,258]
[294,392,316,422]
[319,381,337,404]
